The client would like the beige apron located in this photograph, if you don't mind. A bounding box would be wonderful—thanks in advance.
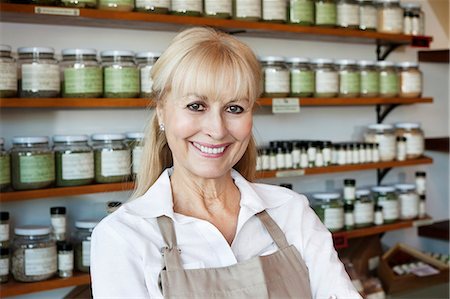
[156,210,313,298]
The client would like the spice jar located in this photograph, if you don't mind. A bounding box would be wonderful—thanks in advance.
[358,60,379,97]
[376,0,403,34]
[343,179,356,203]
[374,205,383,225]
[204,0,232,18]
[0,138,11,191]
[126,132,144,177]
[312,59,338,98]
[287,57,314,97]
[394,122,424,159]
[289,0,314,25]
[171,0,203,16]
[365,124,396,161]
[61,49,102,98]
[53,135,95,187]
[377,61,398,97]
[322,141,332,166]
[12,226,57,282]
[135,0,170,13]
[397,62,422,98]
[0,212,9,247]
[315,0,337,26]
[0,45,18,98]
[358,0,377,30]
[57,241,73,278]
[136,51,160,98]
[415,171,426,195]
[0,247,8,283]
[101,50,139,98]
[50,207,67,241]
[260,56,290,97]
[11,137,55,191]
[419,195,426,218]
[337,0,359,28]
[336,59,360,97]
[262,0,287,22]
[354,189,374,227]
[74,220,98,273]
[371,186,399,223]
[313,193,344,232]
[396,136,406,161]
[98,0,134,11]
[18,47,60,98]
[92,134,131,183]
[401,3,424,36]
[232,0,261,21]
[60,0,97,8]
[344,203,355,230]
[395,184,419,220]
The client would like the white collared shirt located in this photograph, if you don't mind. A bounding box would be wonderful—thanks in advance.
[91,169,361,299]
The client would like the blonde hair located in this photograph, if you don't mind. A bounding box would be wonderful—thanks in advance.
[131,27,262,199]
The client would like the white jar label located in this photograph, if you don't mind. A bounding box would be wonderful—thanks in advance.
[323,148,331,163]
[276,154,285,169]
[135,0,170,8]
[307,147,316,162]
[51,216,66,234]
[140,65,153,94]
[25,247,57,276]
[337,3,359,26]
[101,150,131,176]
[132,146,143,175]
[404,16,413,35]
[401,72,421,94]
[269,156,277,170]
[58,252,74,271]
[406,135,424,156]
[265,69,289,93]
[62,152,94,180]
[344,187,355,201]
[0,224,9,242]
[0,257,8,275]
[262,155,270,170]
[315,153,324,167]
[256,156,262,171]
[292,149,300,165]
[22,64,60,92]
[285,154,293,168]
[360,6,377,29]
[263,0,287,21]
[300,153,308,168]
[19,154,55,183]
[324,208,344,230]
[82,240,91,267]
[412,17,420,35]
[371,134,396,161]
[380,8,403,32]
[172,0,202,12]
[378,199,398,221]
[345,213,354,226]
[354,202,374,224]
[0,155,10,185]
[316,71,338,93]
[0,62,17,91]
[205,0,232,14]
[416,177,426,195]
[399,193,419,219]
[236,0,261,18]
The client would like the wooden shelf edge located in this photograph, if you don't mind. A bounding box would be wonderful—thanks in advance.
[418,219,450,241]
[418,49,450,63]
[425,137,450,153]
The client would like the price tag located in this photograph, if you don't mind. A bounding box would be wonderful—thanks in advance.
[35,7,80,16]
[272,98,300,114]
[275,169,305,178]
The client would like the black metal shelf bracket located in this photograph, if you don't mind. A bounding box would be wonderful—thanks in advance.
[376,104,399,123]
[376,43,401,61]
[377,168,392,185]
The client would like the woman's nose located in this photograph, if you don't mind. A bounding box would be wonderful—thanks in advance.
[203,112,227,140]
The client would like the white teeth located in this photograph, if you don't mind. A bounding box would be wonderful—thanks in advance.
[193,142,226,154]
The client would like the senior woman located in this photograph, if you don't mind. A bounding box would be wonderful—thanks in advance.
[91,27,360,299]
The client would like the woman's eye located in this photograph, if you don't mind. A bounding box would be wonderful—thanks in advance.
[187,103,205,111]
[226,105,244,114]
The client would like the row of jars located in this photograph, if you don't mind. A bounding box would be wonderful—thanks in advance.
[0,133,144,192]
[260,57,423,98]
[9,0,425,36]
[0,45,160,98]
[312,174,427,232]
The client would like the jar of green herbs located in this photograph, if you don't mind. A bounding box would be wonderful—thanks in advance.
[289,0,314,25]
[0,138,11,191]
[135,0,170,13]
[101,50,139,98]
[377,61,398,98]
[204,0,232,18]
[315,0,337,26]
[232,0,261,21]
[287,57,314,97]
[371,186,399,223]
[0,45,18,98]
[336,59,360,97]
[358,60,379,97]
[313,192,344,232]
[126,132,144,178]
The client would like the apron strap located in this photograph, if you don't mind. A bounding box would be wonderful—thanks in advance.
[157,215,183,270]
[256,210,290,249]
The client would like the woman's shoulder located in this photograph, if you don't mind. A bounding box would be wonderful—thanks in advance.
[249,181,311,211]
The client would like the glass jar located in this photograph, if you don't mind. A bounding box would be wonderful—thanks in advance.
[126,132,144,177]
[0,212,9,247]
[60,0,97,8]
[315,0,337,27]
[287,57,314,97]
[376,0,403,34]
[415,171,426,195]
[354,189,374,227]
[365,124,396,161]
[61,49,102,98]
[233,0,261,21]
[397,62,422,98]
[0,138,11,191]
[394,122,424,159]
[98,0,134,11]
[50,207,67,241]
[101,50,139,98]
[344,203,354,230]
[343,178,356,203]
[336,59,360,97]
[358,60,379,97]
[377,61,398,98]
[289,0,314,25]
[92,134,131,183]
[337,0,359,28]
[57,241,73,278]
[358,0,377,30]
[371,186,399,223]
[0,45,18,98]
[135,0,170,13]
[74,220,98,273]
[171,0,203,16]
[53,135,95,187]
[401,3,424,36]
[313,193,344,232]
[11,137,55,191]
[204,0,232,18]
[11,226,57,282]
[322,141,332,166]
[0,247,9,283]
[312,59,338,98]
[260,56,290,97]
[395,184,419,220]
[18,47,60,98]
[136,51,160,98]
[262,0,287,22]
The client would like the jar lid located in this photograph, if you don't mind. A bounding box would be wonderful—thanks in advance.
[125,132,145,139]
[335,59,357,65]
[368,124,394,131]
[57,241,73,251]
[18,47,55,54]
[91,133,126,141]
[50,207,66,215]
[0,211,9,221]
[0,45,12,52]
[15,225,51,236]
[400,3,421,9]
[62,48,97,56]
[395,184,416,191]
[285,57,310,64]
[75,220,99,229]
[415,171,426,177]
[259,56,285,62]
[356,189,371,197]
[376,61,395,67]
[358,60,377,66]
[135,51,162,59]
[395,122,421,129]
[313,193,341,200]
[100,50,135,57]
[13,136,49,144]
[371,186,396,193]
[53,135,89,143]
[0,247,9,255]
[344,179,356,185]
[311,58,334,64]
[396,62,419,68]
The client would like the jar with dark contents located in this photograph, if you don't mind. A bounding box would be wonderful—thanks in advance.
[136,51,160,98]
[289,0,314,25]
[18,47,60,98]
[0,247,9,283]
[11,137,55,191]
[0,138,11,191]
[313,193,344,232]
[101,50,139,98]
[204,0,232,18]
[171,0,203,16]
[74,220,98,273]
[135,0,170,13]
[57,241,73,278]
[0,45,18,98]
[232,0,261,21]
[60,0,97,8]
[262,0,288,23]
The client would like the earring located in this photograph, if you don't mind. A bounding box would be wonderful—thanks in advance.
[159,123,165,132]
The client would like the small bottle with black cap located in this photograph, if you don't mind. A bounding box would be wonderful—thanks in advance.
[0,212,9,247]
[57,241,73,278]
[0,247,9,283]
[419,195,426,218]
[344,203,355,230]
[343,179,356,204]
[50,207,67,241]
[374,205,384,225]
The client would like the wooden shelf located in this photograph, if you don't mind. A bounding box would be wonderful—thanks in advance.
[0,3,432,46]
[0,97,433,109]
[418,220,449,241]
[0,271,90,297]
